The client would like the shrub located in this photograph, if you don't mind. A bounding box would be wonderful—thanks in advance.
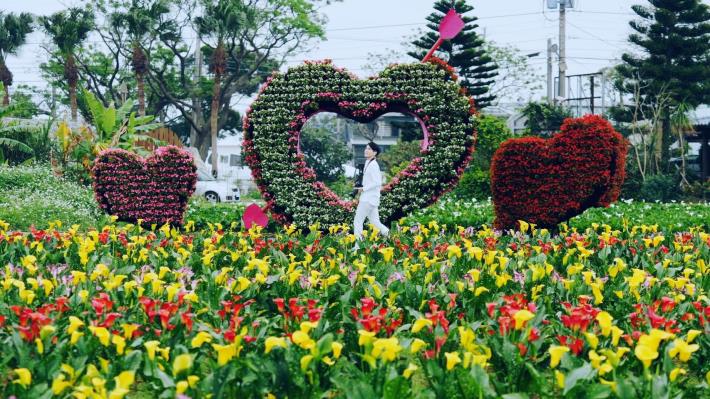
[92,146,196,225]
[637,174,681,202]
[0,164,104,230]
[490,115,627,229]
[184,197,245,230]
[452,168,490,200]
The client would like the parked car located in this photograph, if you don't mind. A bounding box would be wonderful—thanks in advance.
[194,169,240,202]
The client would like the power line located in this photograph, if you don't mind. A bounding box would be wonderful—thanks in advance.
[567,21,627,51]
[325,11,542,32]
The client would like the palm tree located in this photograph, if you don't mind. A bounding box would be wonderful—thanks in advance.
[0,12,34,106]
[40,8,94,121]
[111,0,171,117]
[195,0,254,177]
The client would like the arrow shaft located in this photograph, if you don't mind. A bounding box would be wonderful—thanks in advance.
[422,37,444,62]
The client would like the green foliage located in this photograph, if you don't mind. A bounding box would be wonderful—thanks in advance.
[39,7,94,56]
[403,194,710,231]
[451,168,491,200]
[409,0,498,108]
[520,101,572,136]
[0,12,34,58]
[325,174,354,198]
[0,95,55,165]
[617,0,710,109]
[0,164,105,229]
[300,123,351,183]
[184,197,245,230]
[81,89,162,153]
[471,113,512,170]
[379,140,421,173]
[0,11,34,102]
[637,174,681,202]
[2,85,40,118]
[451,114,511,201]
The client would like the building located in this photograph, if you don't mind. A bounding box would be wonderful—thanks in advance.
[205,133,255,194]
[333,113,421,170]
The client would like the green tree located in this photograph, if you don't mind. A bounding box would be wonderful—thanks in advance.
[616,0,710,170]
[520,101,572,137]
[142,0,325,165]
[300,123,350,183]
[40,7,95,121]
[453,114,512,199]
[0,12,34,106]
[483,41,543,104]
[110,0,172,117]
[409,0,498,109]
[471,114,512,170]
[195,0,257,177]
[379,140,421,173]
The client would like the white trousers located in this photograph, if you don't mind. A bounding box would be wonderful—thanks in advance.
[354,200,390,240]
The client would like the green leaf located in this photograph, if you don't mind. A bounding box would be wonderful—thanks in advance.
[501,393,529,399]
[155,368,175,388]
[616,377,637,399]
[0,137,33,154]
[563,363,595,395]
[383,376,410,399]
[470,365,497,397]
[652,374,669,399]
[101,105,117,138]
[584,384,612,399]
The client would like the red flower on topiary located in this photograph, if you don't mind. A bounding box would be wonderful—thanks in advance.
[490,115,627,230]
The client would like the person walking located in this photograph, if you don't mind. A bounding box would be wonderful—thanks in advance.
[353,141,390,243]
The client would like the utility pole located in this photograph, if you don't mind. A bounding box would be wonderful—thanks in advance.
[191,34,203,152]
[547,38,556,104]
[558,0,567,101]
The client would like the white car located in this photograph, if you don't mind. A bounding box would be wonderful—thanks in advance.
[194,170,240,202]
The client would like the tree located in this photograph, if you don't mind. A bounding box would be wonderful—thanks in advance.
[483,41,543,105]
[379,140,421,173]
[616,0,710,170]
[195,0,257,176]
[0,12,34,106]
[142,0,325,166]
[409,0,498,109]
[40,7,95,121]
[520,101,572,137]
[110,0,172,117]
[300,122,351,183]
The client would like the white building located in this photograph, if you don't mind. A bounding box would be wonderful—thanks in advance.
[205,133,256,195]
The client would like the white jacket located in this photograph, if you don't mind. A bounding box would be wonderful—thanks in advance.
[360,159,383,206]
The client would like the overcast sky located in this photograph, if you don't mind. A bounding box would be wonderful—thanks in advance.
[0,0,677,113]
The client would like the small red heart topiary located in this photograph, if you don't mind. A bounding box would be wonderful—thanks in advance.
[490,114,627,230]
[92,146,197,225]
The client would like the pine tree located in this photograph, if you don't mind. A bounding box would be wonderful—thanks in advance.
[409,0,498,109]
[616,0,710,168]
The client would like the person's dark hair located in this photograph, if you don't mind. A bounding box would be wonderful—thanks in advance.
[367,141,381,156]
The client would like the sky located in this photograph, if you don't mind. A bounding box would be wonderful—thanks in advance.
[0,0,679,114]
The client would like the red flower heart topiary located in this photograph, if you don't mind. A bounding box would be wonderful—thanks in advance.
[490,115,627,230]
[92,146,197,225]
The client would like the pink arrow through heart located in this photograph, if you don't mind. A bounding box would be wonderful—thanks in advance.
[422,9,465,62]
[242,203,269,229]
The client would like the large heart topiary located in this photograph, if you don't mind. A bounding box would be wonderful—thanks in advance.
[490,115,627,230]
[243,59,476,229]
[92,146,197,225]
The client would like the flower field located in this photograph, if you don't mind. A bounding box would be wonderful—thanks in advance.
[0,219,708,398]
